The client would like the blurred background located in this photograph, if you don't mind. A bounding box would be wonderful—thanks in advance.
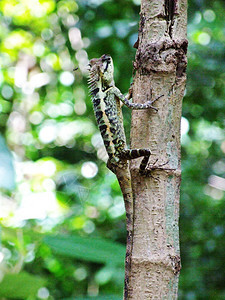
[0,0,224,299]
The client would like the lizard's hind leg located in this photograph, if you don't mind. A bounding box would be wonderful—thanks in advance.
[120,149,151,173]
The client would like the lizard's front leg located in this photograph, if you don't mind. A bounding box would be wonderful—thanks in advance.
[120,149,151,173]
[120,149,171,178]
[113,86,163,111]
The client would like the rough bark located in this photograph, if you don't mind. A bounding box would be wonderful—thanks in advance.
[129,0,187,298]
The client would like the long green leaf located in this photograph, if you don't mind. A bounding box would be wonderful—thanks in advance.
[44,235,125,266]
[0,272,45,299]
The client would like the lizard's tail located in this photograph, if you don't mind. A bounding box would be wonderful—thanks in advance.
[116,168,133,300]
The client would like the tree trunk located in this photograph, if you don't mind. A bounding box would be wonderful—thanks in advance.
[129,0,187,298]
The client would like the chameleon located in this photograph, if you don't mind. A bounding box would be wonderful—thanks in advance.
[88,54,162,299]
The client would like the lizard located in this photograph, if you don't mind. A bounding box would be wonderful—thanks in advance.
[88,54,162,300]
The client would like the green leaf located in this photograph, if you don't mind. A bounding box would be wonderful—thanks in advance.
[44,235,125,266]
[0,272,45,299]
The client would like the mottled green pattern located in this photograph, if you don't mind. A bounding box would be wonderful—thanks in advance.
[88,54,160,170]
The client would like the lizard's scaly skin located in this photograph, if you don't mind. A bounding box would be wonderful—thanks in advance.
[88,54,160,299]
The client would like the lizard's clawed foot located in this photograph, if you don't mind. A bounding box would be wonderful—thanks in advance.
[147,104,158,112]
[139,169,159,181]
[150,94,164,104]
[139,159,173,179]
[147,94,164,112]
[147,159,170,170]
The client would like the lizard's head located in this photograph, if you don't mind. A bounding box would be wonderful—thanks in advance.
[89,54,114,85]
[98,54,114,84]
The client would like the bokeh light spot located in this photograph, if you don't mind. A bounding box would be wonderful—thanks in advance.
[59,71,74,86]
[181,117,189,136]
[198,32,211,45]
[1,85,13,99]
[39,122,57,144]
[29,111,44,125]
[38,287,50,299]
[203,10,216,22]
[81,161,98,178]
[41,28,53,41]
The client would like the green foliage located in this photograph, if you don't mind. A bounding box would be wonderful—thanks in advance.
[0,0,224,299]
[0,272,45,299]
[44,235,125,265]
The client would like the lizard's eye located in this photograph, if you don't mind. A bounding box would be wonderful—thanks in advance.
[103,59,110,72]
[102,58,110,63]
